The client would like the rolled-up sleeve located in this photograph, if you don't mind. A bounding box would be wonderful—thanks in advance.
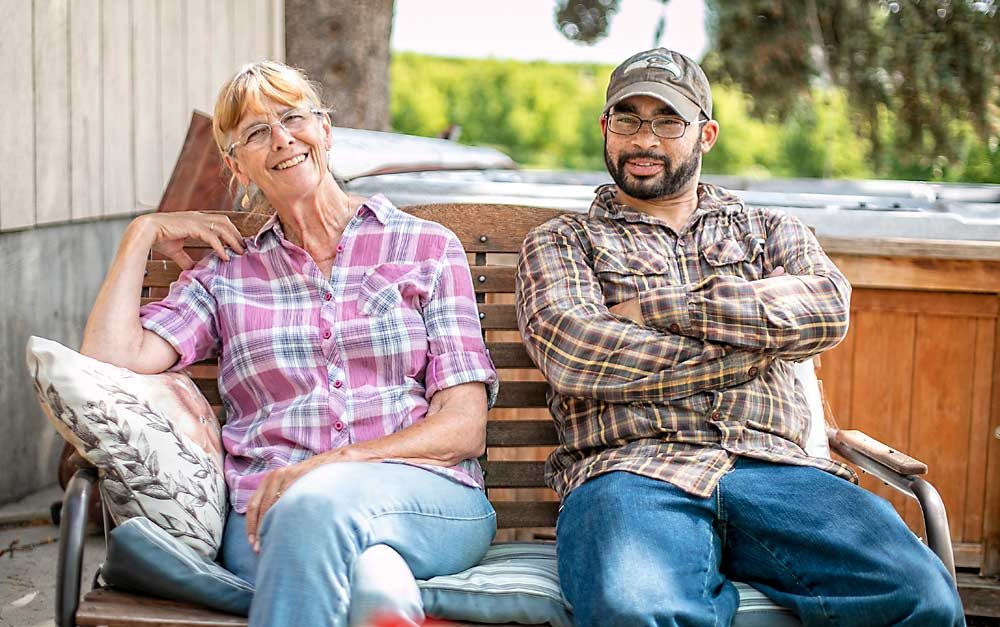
[139,256,220,371]
[423,234,499,407]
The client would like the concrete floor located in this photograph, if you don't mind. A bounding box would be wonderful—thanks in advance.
[0,485,105,627]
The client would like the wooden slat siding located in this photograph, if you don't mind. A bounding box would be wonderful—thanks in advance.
[210,0,236,104]
[268,0,283,60]
[133,0,163,210]
[831,254,1000,293]
[70,0,103,220]
[983,299,1000,576]
[251,0,272,62]
[76,588,247,626]
[820,236,1000,262]
[34,0,72,225]
[404,205,567,253]
[955,543,985,570]
[158,1,186,198]
[184,0,213,114]
[0,1,34,230]
[907,316,978,536]
[848,310,915,514]
[493,501,560,529]
[852,289,999,319]
[965,318,996,543]
[486,421,559,447]
[102,0,134,218]
[233,0,256,68]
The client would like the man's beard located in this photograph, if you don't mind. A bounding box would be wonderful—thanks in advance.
[605,140,701,200]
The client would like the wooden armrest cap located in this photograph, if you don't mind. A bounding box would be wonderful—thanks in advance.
[831,429,928,476]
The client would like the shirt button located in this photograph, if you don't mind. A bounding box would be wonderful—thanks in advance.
[669,323,680,334]
[336,244,343,253]
[747,366,759,377]
[711,410,721,420]
[334,421,344,431]
[322,329,332,339]
[324,293,332,301]
[677,239,686,247]
[333,380,343,388]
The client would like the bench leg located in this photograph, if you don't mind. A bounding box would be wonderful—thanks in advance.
[57,467,97,627]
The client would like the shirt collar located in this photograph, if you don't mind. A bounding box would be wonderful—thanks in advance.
[589,182,745,226]
[249,194,395,246]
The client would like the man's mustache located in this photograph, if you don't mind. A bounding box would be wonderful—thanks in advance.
[617,151,671,172]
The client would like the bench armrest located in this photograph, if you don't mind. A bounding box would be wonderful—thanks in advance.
[828,428,955,581]
[830,429,928,476]
[57,467,98,627]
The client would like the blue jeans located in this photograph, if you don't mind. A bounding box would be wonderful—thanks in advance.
[220,461,496,627]
[557,459,964,627]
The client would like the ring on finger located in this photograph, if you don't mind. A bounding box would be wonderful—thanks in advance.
[275,490,282,498]
[210,223,216,232]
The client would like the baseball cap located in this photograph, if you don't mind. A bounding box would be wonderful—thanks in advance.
[603,48,713,123]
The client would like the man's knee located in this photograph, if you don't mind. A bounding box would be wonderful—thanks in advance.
[896,568,964,626]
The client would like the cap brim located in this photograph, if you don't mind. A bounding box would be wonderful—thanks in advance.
[603,81,702,123]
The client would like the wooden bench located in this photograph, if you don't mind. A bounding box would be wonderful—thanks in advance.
[56,205,955,626]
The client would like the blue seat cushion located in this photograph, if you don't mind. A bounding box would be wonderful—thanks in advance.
[103,522,800,626]
[418,541,801,626]
[102,517,253,615]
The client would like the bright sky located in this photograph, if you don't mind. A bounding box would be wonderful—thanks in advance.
[391,0,708,64]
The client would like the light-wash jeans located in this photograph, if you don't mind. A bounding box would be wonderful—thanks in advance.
[557,458,964,627]
[220,461,496,627]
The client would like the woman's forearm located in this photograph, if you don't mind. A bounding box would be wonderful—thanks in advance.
[80,216,174,371]
[330,383,489,466]
[343,408,486,466]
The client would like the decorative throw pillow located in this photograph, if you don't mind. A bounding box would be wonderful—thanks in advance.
[26,336,226,559]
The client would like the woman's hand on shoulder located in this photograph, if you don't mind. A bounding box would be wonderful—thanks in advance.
[133,212,245,270]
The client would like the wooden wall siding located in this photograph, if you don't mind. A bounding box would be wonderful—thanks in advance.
[823,288,999,557]
[0,0,283,232]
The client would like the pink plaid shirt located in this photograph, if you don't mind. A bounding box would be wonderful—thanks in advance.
[140,195,499,513]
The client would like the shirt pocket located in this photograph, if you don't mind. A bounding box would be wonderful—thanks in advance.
[699,233,765,279]
[358,266,405,317]
[593,247,675,306]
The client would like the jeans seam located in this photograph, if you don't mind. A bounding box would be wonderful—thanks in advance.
[369,509,496,523]
[728,523,838,626]
[716,486,727,549]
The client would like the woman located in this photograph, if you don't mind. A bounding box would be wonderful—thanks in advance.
[81,60,499,626]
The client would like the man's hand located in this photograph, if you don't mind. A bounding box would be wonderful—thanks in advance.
[609,298,643,324]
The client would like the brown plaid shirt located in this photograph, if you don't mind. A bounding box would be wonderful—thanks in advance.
[515,182,858,501]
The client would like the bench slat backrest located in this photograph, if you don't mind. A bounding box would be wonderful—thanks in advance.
[143,206,565,530]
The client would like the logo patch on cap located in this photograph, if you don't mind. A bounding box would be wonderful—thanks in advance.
[623,52,682,80]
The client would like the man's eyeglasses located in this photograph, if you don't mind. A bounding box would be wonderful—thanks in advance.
[605,112,701,139]
[226,107,327,156]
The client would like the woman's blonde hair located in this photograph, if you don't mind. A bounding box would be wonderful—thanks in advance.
[212,61,329,214]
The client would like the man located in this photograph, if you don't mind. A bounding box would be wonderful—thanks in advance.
[514,48,963,627]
